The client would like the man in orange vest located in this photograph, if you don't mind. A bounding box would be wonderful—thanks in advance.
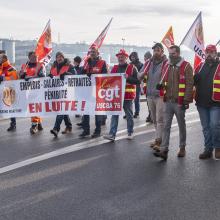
[194,45,220,159]
[103,49,140,141]
[0,54,18,131]
[50,52,76,137]
[154,45,193,160]
[20,51,45,134]
[79,45,108,138]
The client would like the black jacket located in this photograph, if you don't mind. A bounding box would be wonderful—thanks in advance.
[116,63,140,85]
[194,60,220,107]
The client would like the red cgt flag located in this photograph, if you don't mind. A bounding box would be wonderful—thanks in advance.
[161,26,175,49]
[35,20,52,66]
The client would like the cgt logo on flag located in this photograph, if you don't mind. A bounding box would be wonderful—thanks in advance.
[95,76,122,112]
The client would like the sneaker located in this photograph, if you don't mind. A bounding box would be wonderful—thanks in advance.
[154,149,168,160]
[50,129,58,138]
[30,124,38,134]
[79,131,90,138]
[199,151,213,160]
[127,133,134,140]
[61,127,72,134]
[123,115,127,119]
[7,125,16,132]
[38,123,43,131]
[103,134,115,141]
[215,148,220,159]
[75,115,81,118]
[91,132,101,138]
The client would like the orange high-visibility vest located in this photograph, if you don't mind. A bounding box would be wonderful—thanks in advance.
[50,65,69,76]
[21,63,43,77]
[83,59,105,74]
[0,61,18,81]
[111,64,136,100]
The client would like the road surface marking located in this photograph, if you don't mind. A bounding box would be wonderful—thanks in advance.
[0,118,200,175]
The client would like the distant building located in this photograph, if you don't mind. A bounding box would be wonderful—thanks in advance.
[0,39,16,64]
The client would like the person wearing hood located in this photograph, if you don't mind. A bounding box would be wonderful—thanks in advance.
[139,43,167,152]
[129,52,143,118]
[194,45,220,160]
[49,52,76,138]
[154,45,194,160]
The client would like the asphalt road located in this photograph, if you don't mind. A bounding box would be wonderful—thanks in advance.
[0,103,219,220]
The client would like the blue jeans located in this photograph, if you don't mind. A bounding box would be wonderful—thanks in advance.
[53,115,72,132]
[197,106,220,152]
[134,85,141,114]
[109,100,134,136]
[10,118,16,126]
[82,115,103,134]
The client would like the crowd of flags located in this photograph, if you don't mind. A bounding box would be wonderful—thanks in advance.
[33,12,219,71]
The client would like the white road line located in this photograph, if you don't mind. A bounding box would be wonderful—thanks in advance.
[0,118,200,175]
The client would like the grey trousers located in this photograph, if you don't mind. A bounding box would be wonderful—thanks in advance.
[147,96,164,141]
[161,101,186,150]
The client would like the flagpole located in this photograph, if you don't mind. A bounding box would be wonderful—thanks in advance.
[179,11,202,46]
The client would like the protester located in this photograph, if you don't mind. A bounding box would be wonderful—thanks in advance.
[0,53,18,132]
[139,43,167,152]
[194,44,220,159]
[142,51,153,123]
[49,52,76,137]
[79,45,108,138]
[20,51,45,134]
[73,56,83,75]
[154,45,194,160]
[129,52,143,118]
[103,49,140,141]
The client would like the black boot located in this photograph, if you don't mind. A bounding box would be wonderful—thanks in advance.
[79,131,90,138]
[199,151,213,160]
[38,123,43,131]
[7,124,16,132]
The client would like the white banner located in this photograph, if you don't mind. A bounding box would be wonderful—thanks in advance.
[0,74,126,118]
[180,12,205,61]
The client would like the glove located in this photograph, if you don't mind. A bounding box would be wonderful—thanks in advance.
[0,75,3,84]
[48,73,54,79]
[181,103,189,110]
[86,73,92,78]
[20,72,26,79]
[156,83,164,90]
[60,73,65,81]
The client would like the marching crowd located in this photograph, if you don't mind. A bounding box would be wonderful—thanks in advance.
[0,42,220,161]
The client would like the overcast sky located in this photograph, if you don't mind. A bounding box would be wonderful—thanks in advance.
[1,0,220,47]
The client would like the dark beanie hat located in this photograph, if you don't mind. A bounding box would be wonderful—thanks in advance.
[56,51,65,58]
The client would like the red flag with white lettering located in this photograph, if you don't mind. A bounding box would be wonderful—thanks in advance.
[35,20,52,66]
